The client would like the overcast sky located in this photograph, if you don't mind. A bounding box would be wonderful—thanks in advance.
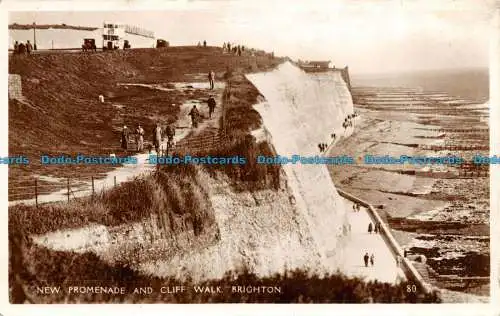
[8,0,494,74]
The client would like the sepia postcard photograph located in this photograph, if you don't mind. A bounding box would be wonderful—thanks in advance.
[2,0,496,311]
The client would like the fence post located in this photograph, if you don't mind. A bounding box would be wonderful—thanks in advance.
[91,176,95,201]
[67,178,70,203]
[35,179,38,208]
[114,176,117,188]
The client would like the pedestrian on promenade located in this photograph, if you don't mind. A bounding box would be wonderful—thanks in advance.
[368,223,373,234]
[352,204,356,212]
[376,222,381,234]
[357,204,361,212]
[203,40,207,47]
[13,41,19,54]
[364,252,369,267]
[374,223,379,234]
[370,254,375,266]
[396,255,402,267]
[135,124,144,152]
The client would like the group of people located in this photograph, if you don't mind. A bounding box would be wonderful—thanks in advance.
[352,203,361,212]
[12,40,34,55]
[342,113,359,130]
[318,143,329,153]
[120,123,176,154]
[367,222,382,234]
[197,40,207,47]
[222,42,244,56]
[363,252,375,267]
[188,95,217,128]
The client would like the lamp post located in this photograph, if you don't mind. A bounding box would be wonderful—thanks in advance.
[33,22,37,50]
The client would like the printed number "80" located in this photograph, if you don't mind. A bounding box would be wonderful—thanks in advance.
[407,285,417,293]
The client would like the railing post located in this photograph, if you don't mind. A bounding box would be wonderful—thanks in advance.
[67,178,70,203]
[35,179,38,208]
[91,176,95,201]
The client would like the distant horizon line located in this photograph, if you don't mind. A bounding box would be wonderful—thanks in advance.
[350,66,489,77]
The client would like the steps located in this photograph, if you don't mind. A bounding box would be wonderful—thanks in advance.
[412,261,438,284]
[9,74,23,100]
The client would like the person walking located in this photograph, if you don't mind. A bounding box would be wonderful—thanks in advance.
[203,40,207,47]
[368,223,373,234]
[165,123,176,152]
[364,252,369,267]
[153,123,162,155]
[135,124,144,152]
[374,222,379,234]
[13,41,19,54]
[207,95,216,118]
[26,40,33,55]
[121,125,130,152]
[396,255,402,267]
[18,42,26,55]
[370,254,375,266]
[376,222,381,234]
[208,70,215,90]
[189,105,200,128]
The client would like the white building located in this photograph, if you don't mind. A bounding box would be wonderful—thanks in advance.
[9,22,156,50]
[102,22,155,49]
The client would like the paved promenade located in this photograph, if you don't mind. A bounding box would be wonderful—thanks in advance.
[338,198,406,284]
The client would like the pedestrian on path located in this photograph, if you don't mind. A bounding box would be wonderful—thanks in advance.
[364,252,369,267]
[207,95,216,118]
[121,125,130,152]
[189,105,200,128]
[357,204,360,212]
[153,123,162,155]
[370,254,375,266]
[374,222,379,234]
[165,123,176,152]
[352,204,356,212]
[208,70,215,90]
[375,222,381,234]
[135,124,144,152]
[368,223,373,234]
[26,40,33,55]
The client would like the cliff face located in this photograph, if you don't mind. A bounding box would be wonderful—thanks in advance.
[246,62,354,264]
